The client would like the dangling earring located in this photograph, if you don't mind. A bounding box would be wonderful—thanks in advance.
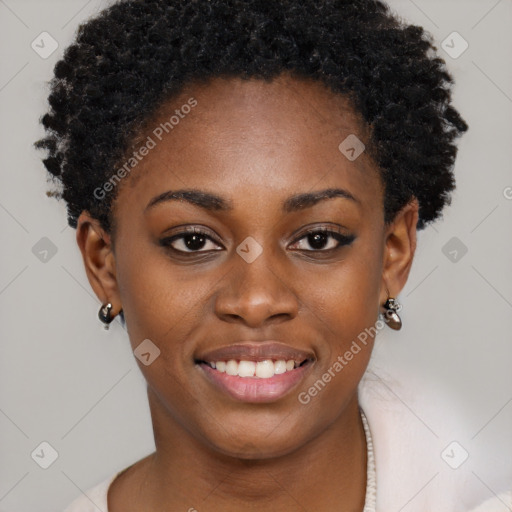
[98,302,114,330]
[382,289,402,330]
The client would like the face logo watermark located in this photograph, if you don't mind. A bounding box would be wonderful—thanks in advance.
[31,441,59,469]
[441,31,469,60]
[442,236,468,263]
[31,31,59,59]
[441,441,469,469]
[236,236,263,263]
[32,236,58,263]
[338,134,365,162]
[134,339,161,366]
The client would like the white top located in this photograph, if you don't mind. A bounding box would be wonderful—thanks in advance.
[63,471,116,512]
[63,373,511,512]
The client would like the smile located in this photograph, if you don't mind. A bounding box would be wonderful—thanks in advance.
[202,358,308,378]
[197,361,315,405]
[195,341,315,402]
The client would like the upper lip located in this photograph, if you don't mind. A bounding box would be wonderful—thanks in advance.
[195,341,315,364]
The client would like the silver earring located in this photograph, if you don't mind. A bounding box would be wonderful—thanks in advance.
[98,302,114,330]
[382,296,402,330]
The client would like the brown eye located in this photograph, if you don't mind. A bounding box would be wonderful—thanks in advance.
[290,229,355,252]
[160,227,223,253]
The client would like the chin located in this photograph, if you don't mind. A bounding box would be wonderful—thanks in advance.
[210,435,305,461]
[196,412,314,461]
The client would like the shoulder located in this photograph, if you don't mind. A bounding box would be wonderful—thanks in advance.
[467,492,512,512]
[63,472,119,512]
[358,369,510,512]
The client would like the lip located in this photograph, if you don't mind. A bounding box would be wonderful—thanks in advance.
[195,341,315,403]
[197,359,314,403]
[195,341,314,364]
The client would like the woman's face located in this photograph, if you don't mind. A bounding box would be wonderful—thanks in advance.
[78,73,417,459]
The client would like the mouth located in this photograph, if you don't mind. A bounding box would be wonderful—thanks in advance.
[194,342,315,403]
[196,358,310,378]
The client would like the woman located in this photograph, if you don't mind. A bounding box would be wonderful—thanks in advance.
[34,0,509,510]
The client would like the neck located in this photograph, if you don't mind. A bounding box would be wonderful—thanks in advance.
[138,390,367,512]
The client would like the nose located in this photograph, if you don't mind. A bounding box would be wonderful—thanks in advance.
[214,245,299,328]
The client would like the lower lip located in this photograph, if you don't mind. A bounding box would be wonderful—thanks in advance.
[197,361,313,403]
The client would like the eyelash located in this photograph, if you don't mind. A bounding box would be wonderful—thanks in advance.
[159,226,355,255]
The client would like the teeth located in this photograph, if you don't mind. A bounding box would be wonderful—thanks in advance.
[238,360,256,377]
[255,360,274,378]
[226,360,238,376]
[274,360,287,374]
[207,358,304,378]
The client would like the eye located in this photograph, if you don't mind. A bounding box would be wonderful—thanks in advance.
[160,225,355,255]
[289,228,355,252]
[159,227,223,253]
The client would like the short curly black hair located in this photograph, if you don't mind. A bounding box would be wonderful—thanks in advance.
[35,0,468,234]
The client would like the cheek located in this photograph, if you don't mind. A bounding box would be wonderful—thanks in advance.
[116,251,202,413]
[116,242,203,343]
[294,256,380,422]
[301,248,382,341]
[294,245,383,410]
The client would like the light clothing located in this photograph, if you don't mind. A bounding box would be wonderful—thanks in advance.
[63,472,116,512]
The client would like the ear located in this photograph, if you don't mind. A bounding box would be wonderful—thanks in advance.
[75,211,122,315]
[379,198,419,305]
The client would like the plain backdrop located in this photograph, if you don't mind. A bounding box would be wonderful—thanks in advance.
[0,0,511,510]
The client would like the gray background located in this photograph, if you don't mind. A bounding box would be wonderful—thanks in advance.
[0,0,511,510]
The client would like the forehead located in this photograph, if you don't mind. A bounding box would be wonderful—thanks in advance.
[112,73,383,219]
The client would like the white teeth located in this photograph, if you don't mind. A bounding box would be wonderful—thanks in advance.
[274,359,287,374]
[255,360,274,378]
[226,360,238,376]
[238,360,256,377]
[209,358,305,378]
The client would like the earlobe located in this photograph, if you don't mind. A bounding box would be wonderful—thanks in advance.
[76,211,122,316]
[380,198,419,305]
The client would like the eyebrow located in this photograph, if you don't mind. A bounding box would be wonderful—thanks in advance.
[144,187,360,214]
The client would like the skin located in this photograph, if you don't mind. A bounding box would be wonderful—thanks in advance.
[76,72,418,512]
